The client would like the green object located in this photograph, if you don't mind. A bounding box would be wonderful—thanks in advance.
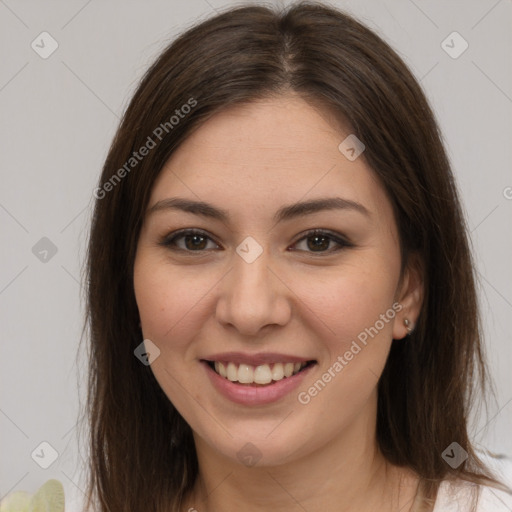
[0,480,65,512]
[0,491,31,512]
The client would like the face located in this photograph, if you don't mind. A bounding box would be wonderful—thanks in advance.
[133,94,422,468]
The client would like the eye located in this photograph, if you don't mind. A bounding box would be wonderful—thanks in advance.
[159,229,220,252]
[290,229,351,254]
[160,228,352,255]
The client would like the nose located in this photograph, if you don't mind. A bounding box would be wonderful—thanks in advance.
[215,245,292,337]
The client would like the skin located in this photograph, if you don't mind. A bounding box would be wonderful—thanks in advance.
[133,94,424,512]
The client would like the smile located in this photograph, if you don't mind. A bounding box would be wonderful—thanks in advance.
[202,358,317,405]
[207,361,314,385]
[206,360,315,385]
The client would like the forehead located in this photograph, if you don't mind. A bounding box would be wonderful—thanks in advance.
[165,95,345,172]
[150,95,393,223]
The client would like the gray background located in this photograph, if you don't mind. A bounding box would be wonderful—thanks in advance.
[1,0,511,506]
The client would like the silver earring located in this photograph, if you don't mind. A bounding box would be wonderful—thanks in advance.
[404,318,413,335]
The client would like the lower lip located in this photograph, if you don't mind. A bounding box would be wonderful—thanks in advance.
[202,361,316,406]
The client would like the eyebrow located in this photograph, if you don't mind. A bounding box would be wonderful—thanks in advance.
[147,196,371,223]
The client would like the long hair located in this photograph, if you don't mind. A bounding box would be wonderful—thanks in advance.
[82,2,502,510]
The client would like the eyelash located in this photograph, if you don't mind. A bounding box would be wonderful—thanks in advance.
[159,228,352,255]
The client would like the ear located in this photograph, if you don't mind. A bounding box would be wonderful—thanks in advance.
[392,252,424,340]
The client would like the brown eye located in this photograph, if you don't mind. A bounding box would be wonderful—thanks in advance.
[183,233,208,250]
[291,229,351,254]
[160,229,220,252]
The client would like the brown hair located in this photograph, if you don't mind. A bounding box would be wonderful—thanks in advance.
[82,2,504,510]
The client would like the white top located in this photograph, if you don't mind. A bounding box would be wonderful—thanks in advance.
[433,452,512,511]
[433,480,512,511]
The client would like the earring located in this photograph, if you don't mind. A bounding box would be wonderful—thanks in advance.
[404,318,413,335]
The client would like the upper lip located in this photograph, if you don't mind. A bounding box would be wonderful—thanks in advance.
[201,352,315,366]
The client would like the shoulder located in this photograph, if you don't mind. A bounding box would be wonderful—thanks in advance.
[433,451,512,512]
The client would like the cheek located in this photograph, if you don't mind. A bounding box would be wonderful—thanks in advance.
[292,269,398,424]
[290,258,399,410]
[133,254,216,352]
[133,255,209,407]
[295,259,399,351]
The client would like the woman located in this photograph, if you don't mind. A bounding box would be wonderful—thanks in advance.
[84,2,512,511]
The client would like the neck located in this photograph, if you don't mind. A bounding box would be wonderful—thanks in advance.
[182,398,419,512]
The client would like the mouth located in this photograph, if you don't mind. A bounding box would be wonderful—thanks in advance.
[202,359,317,387]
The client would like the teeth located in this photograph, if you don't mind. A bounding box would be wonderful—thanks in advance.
[238,364,253,384]
[227,362,238,382]
[212,360,309,385]
[215,361,228,378]
[284,362,294,377]
[254,364,272,384]
[271,363,284,381]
